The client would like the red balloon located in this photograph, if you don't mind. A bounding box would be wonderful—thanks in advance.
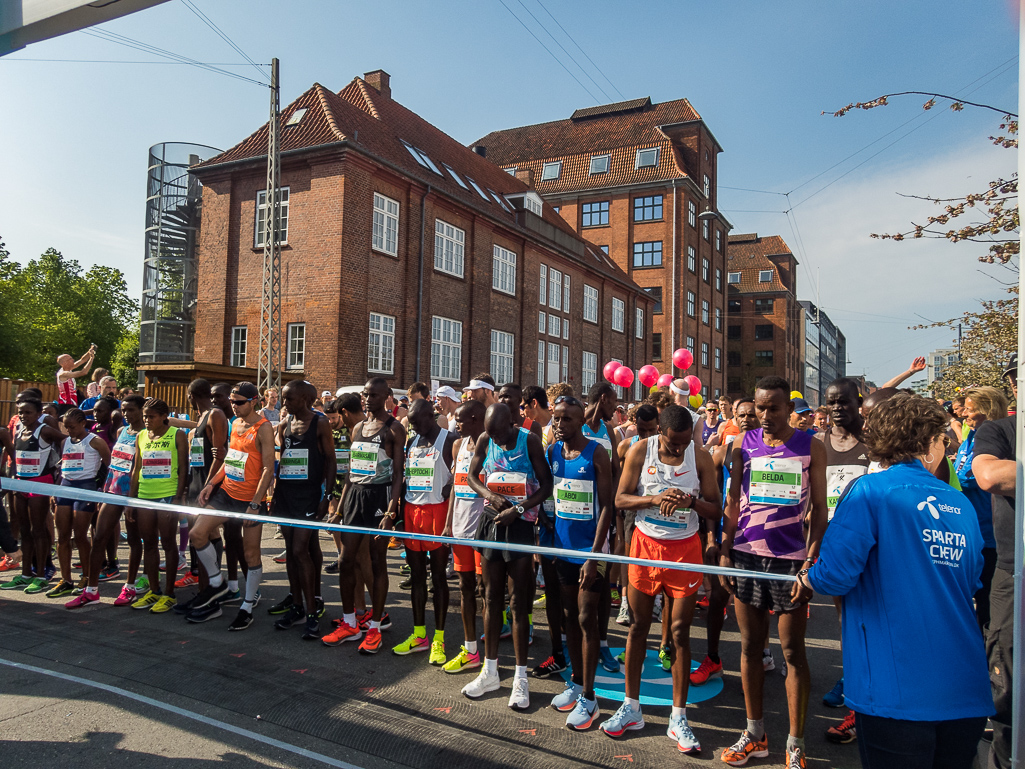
[685,375,702,396]
[672,348,694,371]
[613,366,634,388]
[603,361,621,383]
[637,365,659,388]
[657,373,675,387]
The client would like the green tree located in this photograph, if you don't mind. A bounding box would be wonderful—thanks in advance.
[110,324,140,388]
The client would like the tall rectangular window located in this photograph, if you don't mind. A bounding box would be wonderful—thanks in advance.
[702,300,710,325]
[492,245,517,295]
[702,218,710,241]
[715,229,722,252]
[612,298,625,332]
[230,326,247,368]
[687,246,696,272]
[632,241,663,268]
[702,258,710,283]
[645,286,662,314]
[286,323,305,370]
[372,193,399,256]
[687,291,695,317]
[688,200,697,227]
[539,264,547,305]
[538,341,545,386]
[368,313,395,374]
[633,195,663,221]
[686,336,695,355]
[701,342,709,367]
[652,332,662,361]
[583,285,599,323]
[716,268,722,291]
[562,345,569,381]
[703,174,711,198]
[547,342,561,385]
[434,219,465,277]
[254,187,289,247]
[563,274,570,313]
[715,347,722,371]
[635,307,644,339]
[611,358,624,399]
[431,316,462,380]
[715,306,722,330]
[548,268,562,310]
[490,330,514,385]
[582,352,597,393]
[581,201,609,227]
[549,315,561,337]
[538,311,546,333]
[563,318,569,341]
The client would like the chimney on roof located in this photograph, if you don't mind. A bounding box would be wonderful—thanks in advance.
[515,167,533,187]
[364,69,391,98]
[471,145,486,157]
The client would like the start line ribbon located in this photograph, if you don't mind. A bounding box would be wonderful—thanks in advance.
[0,478,796,583]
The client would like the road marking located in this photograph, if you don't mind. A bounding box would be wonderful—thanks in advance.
[0,656,366,769]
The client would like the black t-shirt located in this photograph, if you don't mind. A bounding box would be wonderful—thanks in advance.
[972,416,1016,570]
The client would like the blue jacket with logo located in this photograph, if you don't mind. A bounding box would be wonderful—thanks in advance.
[807,461,992,721]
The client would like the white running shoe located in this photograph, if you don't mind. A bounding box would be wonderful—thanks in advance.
[508,676,530,710]
[566,694,598,731]
[616,602,631,626]
[551,682,582,711]
[461,668,500,699]
[675,715,701,755]
[763,650,775,672]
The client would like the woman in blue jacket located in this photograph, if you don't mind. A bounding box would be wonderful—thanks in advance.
[795,393,991,769]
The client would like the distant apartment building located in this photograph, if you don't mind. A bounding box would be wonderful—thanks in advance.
[926,347,959,387]
[475,96,729,401]
[724,233,803,399]
[799,300,847,407]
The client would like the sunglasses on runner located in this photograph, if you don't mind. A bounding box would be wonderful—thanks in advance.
[230,398,253,406]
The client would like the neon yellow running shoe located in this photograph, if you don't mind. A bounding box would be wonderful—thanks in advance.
[429,639,446,666]
[659,643,672,671]
[131,590,159,610]
[392,632,429,655]
[150,594,177,613]
[442,646,481,674]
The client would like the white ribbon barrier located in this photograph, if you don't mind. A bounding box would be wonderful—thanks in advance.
[1,478,796,583]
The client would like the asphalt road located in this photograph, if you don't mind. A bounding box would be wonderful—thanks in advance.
[0,529,862,769]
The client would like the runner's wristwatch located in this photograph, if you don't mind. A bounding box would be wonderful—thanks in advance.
[511,504,525,518]
[248,502,260,511]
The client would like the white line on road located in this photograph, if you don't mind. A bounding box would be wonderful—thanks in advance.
[0,656,366,769]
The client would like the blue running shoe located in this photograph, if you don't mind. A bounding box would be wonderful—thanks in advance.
[600,645,620,673]
[823,677,844,708]
[600,701,645,738]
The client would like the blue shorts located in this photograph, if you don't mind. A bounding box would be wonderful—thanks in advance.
[55,478,99,513]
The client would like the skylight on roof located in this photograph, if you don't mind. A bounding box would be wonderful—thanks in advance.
[635,147,659,169]
[489,190,511,212]
[285,108,307,127]
[466,177,491,202]
[443,164,468,189]
[589,154,609,174]
[541,161,562,181]
[401,140,442,175]
[504,167,517,175]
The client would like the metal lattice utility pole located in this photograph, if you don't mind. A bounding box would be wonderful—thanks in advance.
[258,58,281,392]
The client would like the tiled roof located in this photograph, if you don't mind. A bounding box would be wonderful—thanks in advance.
[194,75,640,289]
[726,233,795,294]
[472,98,702,194]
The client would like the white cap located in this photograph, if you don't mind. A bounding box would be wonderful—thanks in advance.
[321,390,332,398]
[462,379,495,392]
[436,385,461,403]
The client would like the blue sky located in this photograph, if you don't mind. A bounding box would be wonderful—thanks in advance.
[1,0,1018,384]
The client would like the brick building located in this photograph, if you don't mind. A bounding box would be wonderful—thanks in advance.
[474,96,729,401]
[190,71,652,394]
[724,233,804,399]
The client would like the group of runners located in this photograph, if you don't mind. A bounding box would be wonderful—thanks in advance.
[0,351,1007,769]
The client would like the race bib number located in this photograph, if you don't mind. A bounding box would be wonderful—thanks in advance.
[15,450,43,478]
[826,464,867,520]
[62,450,85,474]
[868,460,883,474]
[749,456,803,506]
[453,456,482,499]
[486,471,529,503]
[280,448,309,479]
[190,437,205,468]
[335,448,350,474]
[110,446,134,473]
[141,450,172,480]
[224,448,247,482]
[406,453,436,493]
[350,441,380,477]
[554,477,595,520]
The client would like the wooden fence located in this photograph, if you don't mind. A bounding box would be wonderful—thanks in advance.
[0,378,194,424]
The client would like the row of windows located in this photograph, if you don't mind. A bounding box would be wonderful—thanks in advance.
[726,268,775,285]
[726,323,776,341]
[230,324,305,370]
[540,147,662,182]
[727,298,776,314]
[647,332,723,371]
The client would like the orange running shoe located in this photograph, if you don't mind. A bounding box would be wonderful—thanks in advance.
[175,572,199,589]
[321,621,362,647]
[721,731,769,766]
[689,655,723,686]
[359,628,383,654]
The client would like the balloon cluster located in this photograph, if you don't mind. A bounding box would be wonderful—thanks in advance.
[602,347,704,405]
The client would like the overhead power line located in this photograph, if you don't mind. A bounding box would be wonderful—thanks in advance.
[1,58,266,65]
[532,0,626,101]
[180,0,269,83]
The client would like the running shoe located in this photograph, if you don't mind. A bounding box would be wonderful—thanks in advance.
[0,574,32,590]
[532,654,567,678]
[442,647,481,673]
[552,682,583,711]
[150,595,177,613]
[172,593,200,615]
[762,650,775,672]
[462,667,500,699]
[600,702,645,737]
[673,715,701,755]
[616,602,631,626]
[500,621,511,639]
[221,588,241,605]
[616,650,626,664]
[113,585,137,606]
[71,576,87,595]
[508,676,529,710]
[823,677,845,708]
[533,593,546,610]
[65,591,99,609]
[787,746,807,769]
[428,639,446,666]
[314,597,325,620]
[358,628,383,654]
[191,582,229,610]
[600,646,621,673]
[388,537,403,549]
[132,590,160,609]
[0,555,21,572]
[528,620,533,646]
[272,551,287,564]
[379,611,392,630]
[359,611,391,631]
[25,576,50,594]
[46,579,76,598]
[274,605,305,630]
[780,655,788,678]
[398,576,413,590]
[135,575,150,592]
[392,633,429,655]
[185,603,223,623]
[43,564,56,581]
[690,655,723,686]
[610,588,621,607]
[721,732,769,766]
[825,710,857,744]
[355,608,373,629]
[658,643,672,671]
[322,620,362,646]
[267,593,294,615]
[695,594,710,609]
[324,560,340,575]
[174,572,199,589]
[228,609,254,631]
[566,694,598,730]
[399,563,411,575]
[98,564,121,582]
[301,616,319,641]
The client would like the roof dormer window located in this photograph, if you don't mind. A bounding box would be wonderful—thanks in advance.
[589,154,609,174]
[541,161,562,181]
[635,147,659,169]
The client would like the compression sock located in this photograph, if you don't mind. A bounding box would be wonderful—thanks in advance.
[239,566,262,613]
[195,543,223,587]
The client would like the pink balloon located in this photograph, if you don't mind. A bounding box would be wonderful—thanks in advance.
[603,361,621,383]
[637,365,659,388]
[672,348,694,371]
[613,366,634,388]
[657,373,675,387]
[685,375,702,396]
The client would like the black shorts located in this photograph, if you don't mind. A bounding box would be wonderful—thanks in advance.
[342,483,392,529]
[272,485,322,521]
[731,548,802,613]
[554,557,607,592]
[208,486,265,528]
[475,513,535,563]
